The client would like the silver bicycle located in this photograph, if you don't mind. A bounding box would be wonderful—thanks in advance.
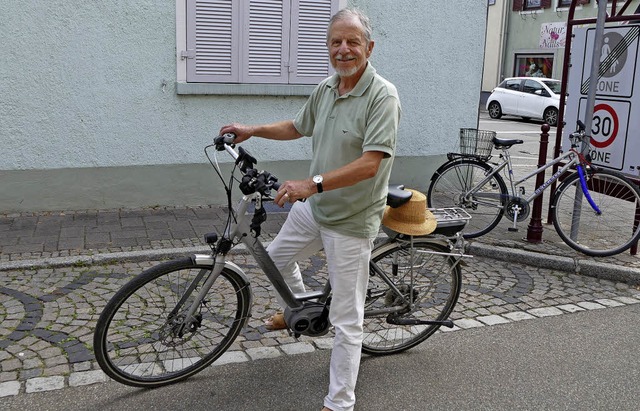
[93,134,471,387]
[427,121,640,257]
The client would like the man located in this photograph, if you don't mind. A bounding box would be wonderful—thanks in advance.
[219,8,401,411]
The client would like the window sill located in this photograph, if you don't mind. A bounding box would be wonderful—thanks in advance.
[176,83,316,96]
[556,6,583,12]
[519,9,544,15]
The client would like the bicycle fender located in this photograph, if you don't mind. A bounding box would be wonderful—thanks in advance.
[431,158,488,180]
[192,254,251,286]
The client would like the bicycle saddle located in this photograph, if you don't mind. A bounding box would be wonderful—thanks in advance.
[493,137,524,149]
[386,185,412,208]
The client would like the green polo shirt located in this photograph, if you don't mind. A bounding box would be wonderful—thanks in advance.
[293,63,401,238]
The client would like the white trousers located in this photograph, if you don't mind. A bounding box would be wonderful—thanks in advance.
[266,201,373,411]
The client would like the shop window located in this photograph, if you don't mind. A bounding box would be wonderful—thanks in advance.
[515,55,555,78]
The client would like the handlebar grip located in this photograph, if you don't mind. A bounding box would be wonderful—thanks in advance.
[214,133,236,144]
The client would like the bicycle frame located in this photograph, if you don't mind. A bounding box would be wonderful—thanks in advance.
[495,148,578,204]
[467,146,587,209]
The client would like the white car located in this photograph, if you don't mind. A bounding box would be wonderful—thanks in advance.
[486,77,561,126]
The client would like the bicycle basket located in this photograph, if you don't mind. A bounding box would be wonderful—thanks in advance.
[459,128,496,161]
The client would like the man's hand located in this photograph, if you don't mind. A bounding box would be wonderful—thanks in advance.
[219,123,254,144]
[274,179,315,207]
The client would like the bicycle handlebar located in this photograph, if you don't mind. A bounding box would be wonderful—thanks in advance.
[213,133,280,196]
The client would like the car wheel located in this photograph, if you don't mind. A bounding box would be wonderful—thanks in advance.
[488,101,502,119]
[544,107,558,126]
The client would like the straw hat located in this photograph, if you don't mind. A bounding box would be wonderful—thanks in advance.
[382,189,437,236]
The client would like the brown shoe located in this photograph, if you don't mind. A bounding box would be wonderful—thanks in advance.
[265,312,287,330]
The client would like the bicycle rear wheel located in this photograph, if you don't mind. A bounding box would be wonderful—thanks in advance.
[427,159,507,238]
[552,168,640,257]
[93,257,251,387]
[362,239,461,355]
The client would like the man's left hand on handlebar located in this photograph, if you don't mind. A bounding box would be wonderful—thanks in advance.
[274,179,315,207]
[219,124,254,144]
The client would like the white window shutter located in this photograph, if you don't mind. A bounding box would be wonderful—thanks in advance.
[240,0,290,84]
[289,0,337,85]
[186,0,240,82]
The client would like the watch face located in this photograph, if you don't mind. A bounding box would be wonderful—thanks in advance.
[313,175,323,184]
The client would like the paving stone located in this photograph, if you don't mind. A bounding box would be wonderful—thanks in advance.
[576,301,607,310]
[614,296,640,304]
[528,307,564,317]
[68,370,107,387]
[0,381,21,397]
[476,315,510,326]
[72,361,92,372]
[1,358,22,372]
[246,347,282,361]
[280,342,315,355]
[595,298,626,308]
[25,376,64,393]
[313,338,334,350]
[454,318,485,329]
[502,311,536,321]
[213,351,250,366]
[556,304,586,313]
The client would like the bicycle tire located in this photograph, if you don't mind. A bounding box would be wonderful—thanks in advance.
[427,159,508,238]
[551,168,640,257]
[93,257,251,387]
[362,239,461,355]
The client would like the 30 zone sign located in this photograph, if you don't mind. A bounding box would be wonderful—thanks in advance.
[590,103,618,149]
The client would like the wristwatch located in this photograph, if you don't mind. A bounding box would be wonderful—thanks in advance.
[313,174,324,193]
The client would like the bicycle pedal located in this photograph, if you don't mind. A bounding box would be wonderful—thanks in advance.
[508,227,519,232]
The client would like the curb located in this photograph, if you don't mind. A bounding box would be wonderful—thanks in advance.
[0,246,210,272]
[468,243,640,285]
[3,240,639,285]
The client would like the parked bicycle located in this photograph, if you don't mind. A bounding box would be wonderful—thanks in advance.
[93,134,471,388]
[427,121,640,257]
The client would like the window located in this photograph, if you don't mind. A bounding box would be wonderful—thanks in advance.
[512,0,552,11]
[523,79,544,94]
[526,0,542,9]
[184,0,340,85]
[558,0,590,7]
[499,79,522,91]
[514,54,554,78]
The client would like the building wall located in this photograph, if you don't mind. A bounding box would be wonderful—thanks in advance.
[501,0,640,81]
[0,0,489,212]
[482,0,509,101]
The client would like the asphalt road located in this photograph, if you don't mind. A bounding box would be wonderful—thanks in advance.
[4,304,639,411]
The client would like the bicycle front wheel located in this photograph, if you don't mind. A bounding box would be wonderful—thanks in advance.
[552,168,640,257]
[362,239,462,355]
[93,257,251,387]
[427,159,508,238]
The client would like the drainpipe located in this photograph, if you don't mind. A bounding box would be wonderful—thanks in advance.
[498,0,511,82]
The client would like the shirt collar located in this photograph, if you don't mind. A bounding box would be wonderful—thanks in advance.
[326,62,376,97]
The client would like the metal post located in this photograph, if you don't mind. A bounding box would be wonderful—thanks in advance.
[527,124,550,243]
[568,1,609,241]
[582,0,610,148]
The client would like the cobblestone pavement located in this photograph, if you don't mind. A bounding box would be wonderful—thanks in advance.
[1,251,639,398]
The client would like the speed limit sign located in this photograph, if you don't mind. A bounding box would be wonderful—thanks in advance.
[573,98,630,170]
[565,25,640,176]
[590,103,618,149]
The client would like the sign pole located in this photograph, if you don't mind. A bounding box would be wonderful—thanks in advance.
[582,0,610,150]
[569,0,610,241]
